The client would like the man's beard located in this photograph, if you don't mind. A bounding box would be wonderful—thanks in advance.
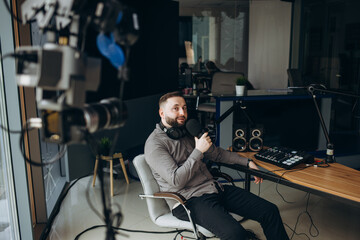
[165,116,186,128]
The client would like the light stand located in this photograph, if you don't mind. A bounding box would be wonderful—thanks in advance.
[307,84,360,163]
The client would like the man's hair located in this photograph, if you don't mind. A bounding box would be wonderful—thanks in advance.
[159,91,183,108]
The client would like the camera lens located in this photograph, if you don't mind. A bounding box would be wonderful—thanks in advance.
[83,98,127,133]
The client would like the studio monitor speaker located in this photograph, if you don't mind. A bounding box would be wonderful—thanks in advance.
[248,125,264,152]
[232,124,247,152]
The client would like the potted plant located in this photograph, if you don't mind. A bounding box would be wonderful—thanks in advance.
[235,76,247,96]
[99,137,112,156]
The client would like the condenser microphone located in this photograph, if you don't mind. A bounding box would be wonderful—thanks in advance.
[186,119,208,138]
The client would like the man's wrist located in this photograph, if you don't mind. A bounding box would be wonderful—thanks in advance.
[247,159,253,168]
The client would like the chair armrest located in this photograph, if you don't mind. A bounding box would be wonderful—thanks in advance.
[154,192,186,204]
[217,172,234,183]
[139,191,186,204]
[210,167,234,183]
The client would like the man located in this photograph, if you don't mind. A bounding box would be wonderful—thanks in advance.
[145,91,289,240]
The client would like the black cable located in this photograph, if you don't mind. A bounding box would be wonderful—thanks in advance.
[1,117,68,168]
[74,224,191,240]
[176,231,198,240]
[0,124,23,134]
[285,193,319,240]
[18,121,67,167]
[284,222,310,240]
[2,119,66,167]
[316,162,330,168]
[84,132,127,240]
[39,173,91,240]
[2,0,36,23]
[264,166,320,240]
[274,166,311,204]
[3,0,23,23]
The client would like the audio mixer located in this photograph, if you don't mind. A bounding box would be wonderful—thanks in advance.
[254,146,314,169]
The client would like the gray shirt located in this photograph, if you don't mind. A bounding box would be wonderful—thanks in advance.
[144,123,248,209]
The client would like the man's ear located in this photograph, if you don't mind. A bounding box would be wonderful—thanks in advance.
[159,108,164,118]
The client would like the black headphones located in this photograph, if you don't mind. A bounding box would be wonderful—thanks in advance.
[159,121,187,140]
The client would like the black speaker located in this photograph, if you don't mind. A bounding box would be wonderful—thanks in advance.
[232,124,247,152]
[248,125,264,152]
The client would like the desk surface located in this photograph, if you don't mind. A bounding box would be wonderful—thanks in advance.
[237,151,360,204]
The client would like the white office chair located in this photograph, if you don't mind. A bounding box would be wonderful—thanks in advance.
[133,154,243,240]
[133,154,213,239]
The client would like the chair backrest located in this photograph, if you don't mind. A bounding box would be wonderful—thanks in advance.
[287,68,304,87]
[211,72,245,95]
[133,154,170,223]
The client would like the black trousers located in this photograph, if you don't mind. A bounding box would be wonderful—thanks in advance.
[172,185,289,240]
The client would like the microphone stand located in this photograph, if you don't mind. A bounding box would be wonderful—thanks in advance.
[306,84,360,163]
[215,100,255,126]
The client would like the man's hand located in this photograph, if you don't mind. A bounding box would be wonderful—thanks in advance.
[195,132,212,153]
[248,161,263,184]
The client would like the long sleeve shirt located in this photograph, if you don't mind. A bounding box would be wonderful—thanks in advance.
[144,123,248,209]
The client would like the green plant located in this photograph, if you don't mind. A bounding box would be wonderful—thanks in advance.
[99,137,112,156]
[236,76,247,86]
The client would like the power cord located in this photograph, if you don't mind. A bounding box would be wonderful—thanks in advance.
[1,120,67,167]
[39,174,91,240]
[284,193,319,240]
[74,224,194,240]
[264,167,320,239]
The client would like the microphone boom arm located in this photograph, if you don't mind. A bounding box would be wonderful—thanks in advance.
[215,100,255,126]
[307,85,360,163]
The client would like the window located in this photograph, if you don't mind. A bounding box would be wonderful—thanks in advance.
[179,1,249,73]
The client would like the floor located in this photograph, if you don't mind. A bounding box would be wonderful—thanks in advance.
[49,173,360,240]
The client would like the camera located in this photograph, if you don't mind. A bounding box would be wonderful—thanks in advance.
[42,98,127,144]
[13,0,139,144]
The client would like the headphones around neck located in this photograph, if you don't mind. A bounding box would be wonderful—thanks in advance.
[159,121,187,140]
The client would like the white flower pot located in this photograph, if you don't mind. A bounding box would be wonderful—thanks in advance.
[235,85,245,96]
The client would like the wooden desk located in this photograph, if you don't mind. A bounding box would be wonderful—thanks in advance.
[221,151,360,207]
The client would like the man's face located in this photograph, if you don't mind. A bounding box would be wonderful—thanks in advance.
[159,96,188,128]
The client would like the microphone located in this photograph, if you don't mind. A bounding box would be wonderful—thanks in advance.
[186,119,208,138]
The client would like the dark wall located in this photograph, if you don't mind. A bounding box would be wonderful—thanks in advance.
[86,0,179,102]
[233,98,321,151]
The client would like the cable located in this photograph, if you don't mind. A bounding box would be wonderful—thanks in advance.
[284,193,319,240]
[40,173,91,240]
[264,166,320,240]
[2,0,36,23]
[3,0,23,23]
[273,166,311,204]
[74,224,192,240]
[0,124,23,134]
[18,120,67,167]
[84,132,127,240]
[1,120,66,167]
